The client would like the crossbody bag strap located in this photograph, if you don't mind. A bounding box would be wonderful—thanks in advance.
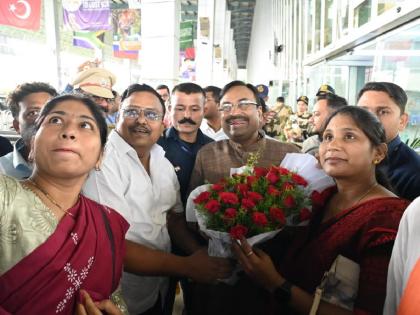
[99,206,116,291]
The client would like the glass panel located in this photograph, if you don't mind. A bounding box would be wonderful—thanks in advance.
[373,25,420,142]
[378,0,397,15]
[354,0,371,28]
[315,0,321,51]
[306,0,313,55]
[324,0,334,47]
[354,21,420,142]
[337,0,349,38]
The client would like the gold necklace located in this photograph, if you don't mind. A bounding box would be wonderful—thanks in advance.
[28,179,74,217]
[354,182,378,206]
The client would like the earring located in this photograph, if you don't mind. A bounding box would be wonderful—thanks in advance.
[95,165,101,171]
[373,159,380,165]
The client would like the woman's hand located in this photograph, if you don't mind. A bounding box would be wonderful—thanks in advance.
[75,290,122,315]
[231,237,284,292]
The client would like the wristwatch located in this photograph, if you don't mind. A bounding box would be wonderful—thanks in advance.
[273,280,292,305]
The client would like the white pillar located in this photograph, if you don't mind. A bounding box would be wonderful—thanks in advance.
[140,0,180,89]
[211,0,226,86]
[223,10,231,82]
[195,0,215,87]
[44,0,62,88]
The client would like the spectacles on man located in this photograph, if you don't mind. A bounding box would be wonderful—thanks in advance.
[219,100,259,113]
[92,95,114,104]
[122,107,162,121]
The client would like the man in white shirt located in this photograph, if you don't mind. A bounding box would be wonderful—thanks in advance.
[83,83,231,315]
[0,82,57,179]
[200,86,227,141]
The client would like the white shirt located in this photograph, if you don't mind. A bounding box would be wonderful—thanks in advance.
[83,130,183,314]
[200,120,228,141]
[384,197,420,315]
[0,139,32,179]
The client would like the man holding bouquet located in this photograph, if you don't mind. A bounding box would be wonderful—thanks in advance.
[189,80,298,189]
[187,80,299,314]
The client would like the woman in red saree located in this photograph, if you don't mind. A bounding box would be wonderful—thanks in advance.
[0,95,129,315]
[232,106,410,315]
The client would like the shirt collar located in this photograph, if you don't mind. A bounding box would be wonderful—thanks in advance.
[388,135,402,153]
[108,130,135,155]
[13,138,31,169]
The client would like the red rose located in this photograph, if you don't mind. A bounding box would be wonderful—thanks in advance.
[246,176,258,186]
[230,224,248,239]
[282,182,295,191]
[211,184,224,191]
[268,185,280,196]
[278,167,290,175]
[219,192,239,205]
[204,200,221,213]
[193,191,211,204]
[254,167,268,178]
[252,212,268,226]
[241,198,256,209]
[284,195,295,208]
[236,183,249,196]
[247,191,263,202]
[299,207,312,221]
[266,171,279,184]
[269,207,286,225]
[291,173,308,187]
[224,207,237,219]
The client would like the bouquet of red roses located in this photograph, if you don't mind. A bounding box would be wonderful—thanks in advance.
[193,165,312,240]
[186,153,334,284]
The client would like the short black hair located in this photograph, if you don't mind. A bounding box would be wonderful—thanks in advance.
[7,82,58,118]
[204,86,222,103]
[219,81,262,107]
[172,82,206,100]
[276,96,285,103]
[120,84,166,118]
[35,94,108,149]
[317,93,348,111]
[156,84,170,94]
[357,82,407,113]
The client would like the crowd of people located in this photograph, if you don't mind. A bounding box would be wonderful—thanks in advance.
[0,62,419,315]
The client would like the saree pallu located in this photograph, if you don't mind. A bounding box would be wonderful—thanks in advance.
[0,195,129,315]
[278,197,409,315]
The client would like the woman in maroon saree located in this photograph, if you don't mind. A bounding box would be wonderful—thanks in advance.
[232,106,410,315]
[0,95,128,315]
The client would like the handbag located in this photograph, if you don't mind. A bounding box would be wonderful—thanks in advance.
[309,255,360,315]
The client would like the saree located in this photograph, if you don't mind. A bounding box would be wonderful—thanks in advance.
[0,176,129,314]
[187,191,409,315]
[278,195,409,315]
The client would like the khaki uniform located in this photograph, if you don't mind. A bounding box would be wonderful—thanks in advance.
[264,103,293,141]
[284,112,312,145]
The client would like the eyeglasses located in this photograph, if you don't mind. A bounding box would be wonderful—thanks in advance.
[219,100,259,113]
[92,95,114,104]
[122,107,162,121]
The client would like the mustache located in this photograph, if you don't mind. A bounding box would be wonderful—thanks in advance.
[226,115,249,124]
[128,122,151,133]
[178,118,197,125]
